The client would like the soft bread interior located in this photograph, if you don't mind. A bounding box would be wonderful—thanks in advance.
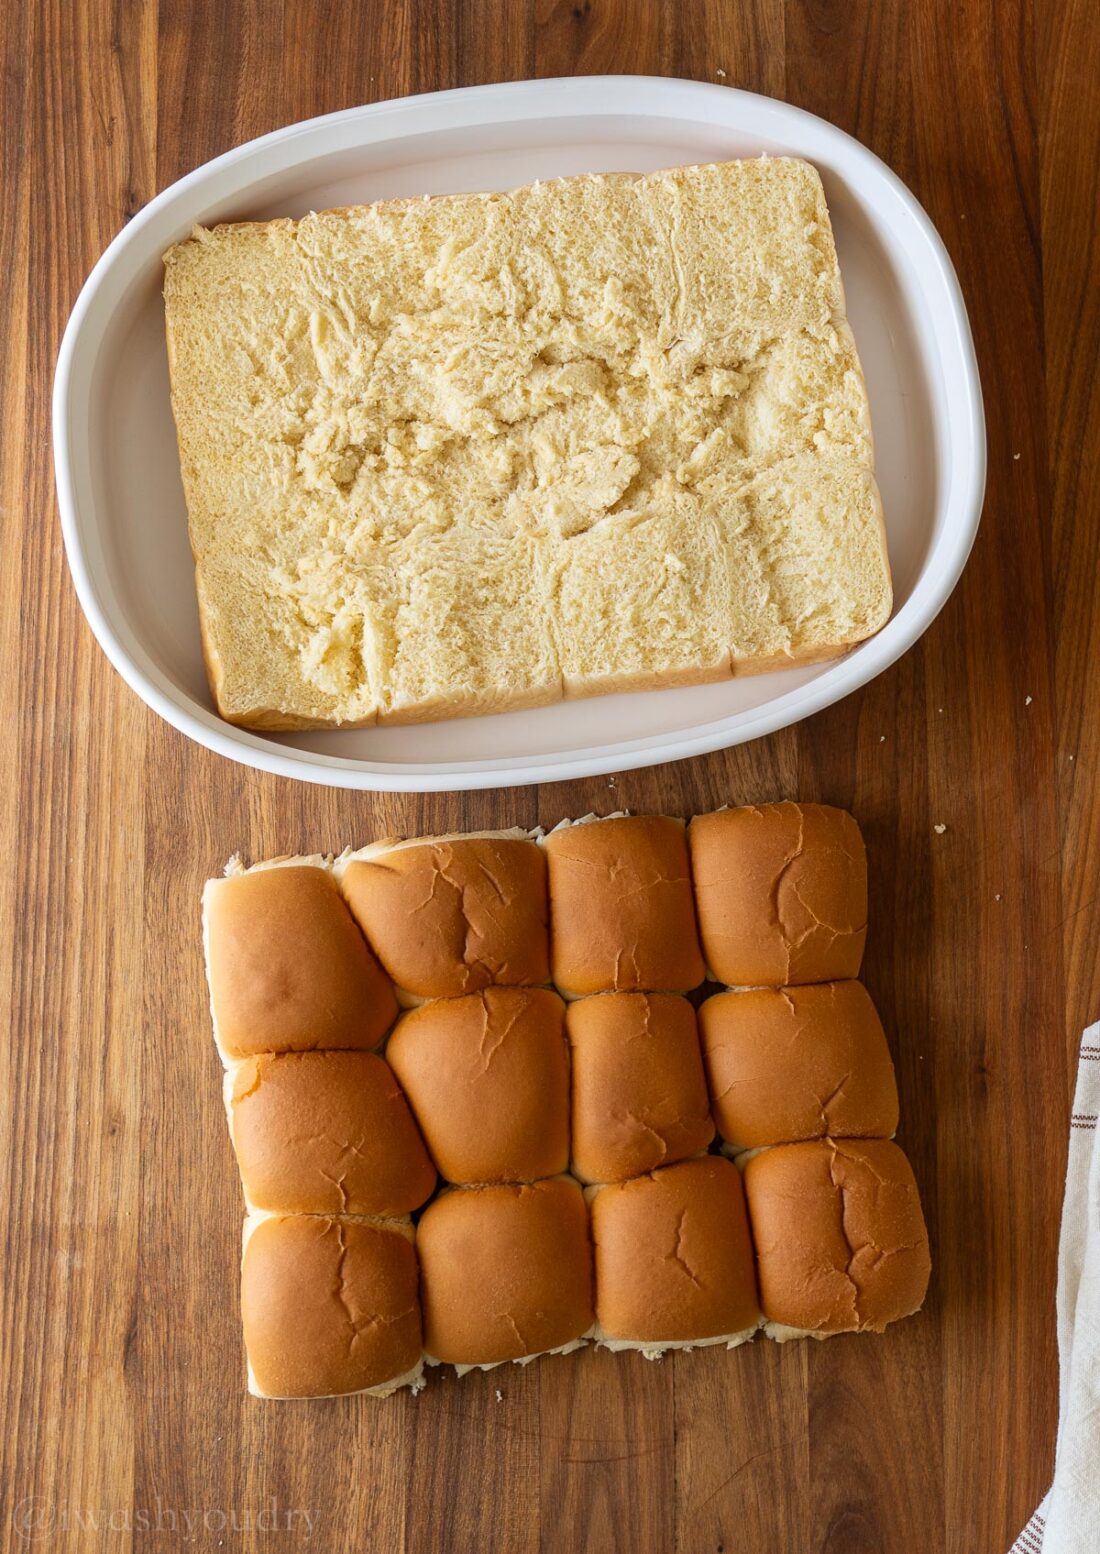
[164,158,891,728]
[424,1335,593,1377]
[763,1322,837,1344]
[593,1325,761,1360]
[332,826,540,875]
[538,811,632,838]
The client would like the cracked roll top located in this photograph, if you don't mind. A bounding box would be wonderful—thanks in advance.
[204,865,398,1061]
[241,1214,423,1398]
[698,981,899,1151]
[227,1051,436,1215]
[545,815,705,996]
[743,1138,931,1336]
[340,834,549,1001]
[566,992,714,1184]
[688,802,868,986]
[589,1157,760,1352]
[385,987,569,1185]
[417,1178,595,1368]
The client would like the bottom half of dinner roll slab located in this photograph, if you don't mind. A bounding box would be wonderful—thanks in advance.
[240,1213,423,1399]
[416,1177,595,1372]
[588,1156,760,1356]
[742,1138,931,1338]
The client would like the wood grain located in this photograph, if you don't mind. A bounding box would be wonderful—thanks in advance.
[2,1,1097,1550]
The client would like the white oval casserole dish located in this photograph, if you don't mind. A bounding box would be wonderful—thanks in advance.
[53,75,985,792]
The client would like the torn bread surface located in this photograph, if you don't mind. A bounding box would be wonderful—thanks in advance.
[165,160,890,730]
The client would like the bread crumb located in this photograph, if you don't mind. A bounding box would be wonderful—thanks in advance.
[937,706,944,713]
[995,893,1001,901]
[879,735,886,742]
[933,823,946,835]
[1013,452,1021,460]
[1025,695,1033,705]
[716,68,727,78]
[495,1389,504,1403]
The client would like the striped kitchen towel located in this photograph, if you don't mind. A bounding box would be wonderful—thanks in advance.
[1009,1022,1100,1553]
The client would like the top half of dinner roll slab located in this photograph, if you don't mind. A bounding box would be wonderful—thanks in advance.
[742,1138,930,1337]
[544,815,705,996]
[204,864,397,1062]
[340,833,548,1002]
[688,803,867,986]
[698,980,898,1150]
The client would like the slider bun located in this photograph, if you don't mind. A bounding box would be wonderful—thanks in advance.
[743,1138,930,1335]
[204,866,397,1061]
[590,1157,759,1349]
[241,1214,422,1398]
[341,836,549,1000]
[545,816,705,996]
[566,993,715,1183]
[384,988,569,1184]
[688,803,867,986]
[229,1051,436,1215]
[417,1178,594,1367]
[699,981,898,1149]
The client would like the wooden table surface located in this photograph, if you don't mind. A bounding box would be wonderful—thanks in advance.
[3,2,1099,1550]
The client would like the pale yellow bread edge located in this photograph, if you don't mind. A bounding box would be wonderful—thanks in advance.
[376,676,564,727]
[199,607,881,729]
[191,473,889,729]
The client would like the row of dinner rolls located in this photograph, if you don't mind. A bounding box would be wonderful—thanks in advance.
[204,804,868,1057]
[224,982,899,1207]
[242,1144,931,1399]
